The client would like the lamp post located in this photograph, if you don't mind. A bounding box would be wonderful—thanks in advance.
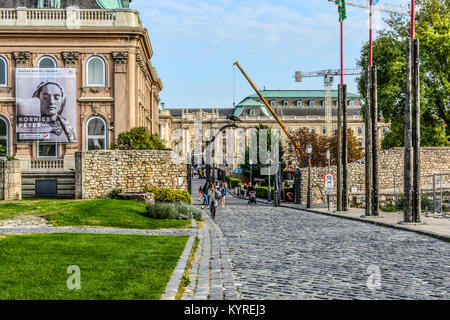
[307,143,312,209]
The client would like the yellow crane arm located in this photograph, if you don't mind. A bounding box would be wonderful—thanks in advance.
[233,61,306,164]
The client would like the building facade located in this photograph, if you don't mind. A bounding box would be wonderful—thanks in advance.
[0,0,162,171]
[160,90,390,170]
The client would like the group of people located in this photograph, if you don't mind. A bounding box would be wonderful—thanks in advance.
[199,181,228,220]
[239,183,255,198]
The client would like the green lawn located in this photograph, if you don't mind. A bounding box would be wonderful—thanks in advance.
[0,199,191,229]
[0,233,188,300]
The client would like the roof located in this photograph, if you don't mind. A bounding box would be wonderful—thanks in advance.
[167,108,234,117]
[96,0,124,9]
[248,90,360,99]
[236,98,265,107]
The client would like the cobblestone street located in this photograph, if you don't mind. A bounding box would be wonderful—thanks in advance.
[207,186,450,300]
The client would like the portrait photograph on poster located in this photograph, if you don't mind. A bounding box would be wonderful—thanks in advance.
[15,68,77,143]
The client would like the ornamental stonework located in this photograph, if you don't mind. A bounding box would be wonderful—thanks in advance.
[62,52,80,65]
[13,51,30,65]
[111,51,129,65]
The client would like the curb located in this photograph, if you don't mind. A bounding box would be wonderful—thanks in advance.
[280,205,450,243]
[161,219,198,300]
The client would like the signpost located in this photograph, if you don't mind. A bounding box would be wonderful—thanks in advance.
[324,172,335,211]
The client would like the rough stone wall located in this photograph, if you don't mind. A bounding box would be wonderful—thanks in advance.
[0,160,22,200]
[75,150,188,199]
[299,147,450,205]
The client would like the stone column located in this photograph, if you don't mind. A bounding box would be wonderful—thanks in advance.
[112,51,129,140]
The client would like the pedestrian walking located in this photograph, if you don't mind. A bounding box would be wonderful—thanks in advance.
[202,181,210,209]
[220,182,227,208]
[210,184,220,220]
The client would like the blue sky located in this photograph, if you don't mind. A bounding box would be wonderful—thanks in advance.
[131,0,407,109]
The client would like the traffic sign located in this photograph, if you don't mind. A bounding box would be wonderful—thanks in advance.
[324,172,335,195]
[233,169,243,174]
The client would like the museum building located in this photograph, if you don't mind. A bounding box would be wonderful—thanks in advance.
[0,0,163,176]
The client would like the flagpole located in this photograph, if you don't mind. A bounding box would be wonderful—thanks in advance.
[341,21,344,84]
[411,0,415,39]
[369,0,373,66]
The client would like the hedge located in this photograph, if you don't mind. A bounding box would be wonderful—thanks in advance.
[142,186,192,205]
[226,176,241,189]
[145,202,201,220]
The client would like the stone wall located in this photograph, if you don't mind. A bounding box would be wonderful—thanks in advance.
[299,147,450,205]
[0,160,22,200]
[75,150,188,199]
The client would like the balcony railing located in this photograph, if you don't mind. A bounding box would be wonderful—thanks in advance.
[30,159,64,171]
[0,8,142,28]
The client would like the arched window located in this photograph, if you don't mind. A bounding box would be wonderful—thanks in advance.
[0,116,9,157]
[282,100,288,107]
[86,116,107,150]
[38,56,57,68]
[86,56,106,87]
[0,57,7,87]
[296,100,302,107]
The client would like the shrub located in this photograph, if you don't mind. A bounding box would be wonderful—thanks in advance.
[254,186,275,199]
[380,203,396,212]
[145,202,202,220]
[145,203,178,220]
[226,176,241,188]
[111,127,166,150]
[107,188,123,199]
[143,186,192,205]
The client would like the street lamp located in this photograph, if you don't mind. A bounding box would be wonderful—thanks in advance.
[327,149,331,211]
[307,142,312,209]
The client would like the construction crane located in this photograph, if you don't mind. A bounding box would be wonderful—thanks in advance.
[294,68,362,137]
[234,61,307,165]
[328,0,409,16]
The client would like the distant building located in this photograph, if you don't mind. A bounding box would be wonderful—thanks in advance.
[160,90,390,170]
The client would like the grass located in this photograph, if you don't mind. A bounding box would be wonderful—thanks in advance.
[0,199,191,229]
[175,236,200,300]
[0,233,189,300]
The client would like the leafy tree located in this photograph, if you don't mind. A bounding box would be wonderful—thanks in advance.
[288,128,330,168]
[240,124,286,182]
[329,129,364,165]
[357,0,450,148]
[112,127,166,150]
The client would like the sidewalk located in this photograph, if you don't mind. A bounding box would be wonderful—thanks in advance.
[282,203,450,242]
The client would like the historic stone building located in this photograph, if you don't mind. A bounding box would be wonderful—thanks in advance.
[160,90,390,170]
[0,0,162,173]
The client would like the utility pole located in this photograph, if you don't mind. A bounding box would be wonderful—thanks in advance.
[337,85,343,212]
[364,66,372,217]
[404,38,413,223]
[342,84,348,212]
[371,66,379,216]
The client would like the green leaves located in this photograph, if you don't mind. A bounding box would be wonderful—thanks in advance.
[112,127,166,150]
[357,0,450,148]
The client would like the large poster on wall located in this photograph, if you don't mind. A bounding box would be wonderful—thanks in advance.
[16,68,77,143]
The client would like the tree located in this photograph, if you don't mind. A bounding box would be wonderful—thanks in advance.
[329,129,364,165]
[112,127,166,150]
[287,128,330,168]
[240,124,286,182]
[356,0,450,148]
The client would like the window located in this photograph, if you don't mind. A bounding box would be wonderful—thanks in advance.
[38,56,57,69]
[86,56,106,87]
[86,116,107,150]
[382,128,388,135]
[322,128,327,135]
[282,100,288,107]
[0,56,7,87]
[43,0,56,7]
[37,142,58,158]
[249,109,256,116]
[358,127,362,134]
[311,128,316,134]
[309,100,315,107]
[321,100,326,107]
[0,116,8,158]
[334,100,338,107]
[348,100,355,107]
[270,100,276,107]
[296,100,302,107]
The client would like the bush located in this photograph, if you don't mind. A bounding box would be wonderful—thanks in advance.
[107,188,123,199]
[254,186,275,199]
[145,202,202,220]
[112,127,166,150]
[226,176,241,189]
[380,203,396,212]
[143,186,192,205]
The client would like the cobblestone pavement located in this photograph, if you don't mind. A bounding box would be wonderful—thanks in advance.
[209,188,450,300]
[182,212,239,300]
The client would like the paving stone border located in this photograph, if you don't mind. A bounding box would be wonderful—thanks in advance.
[161,219,198,300]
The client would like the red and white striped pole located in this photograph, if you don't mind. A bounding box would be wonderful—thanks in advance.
[411,0,415,39]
